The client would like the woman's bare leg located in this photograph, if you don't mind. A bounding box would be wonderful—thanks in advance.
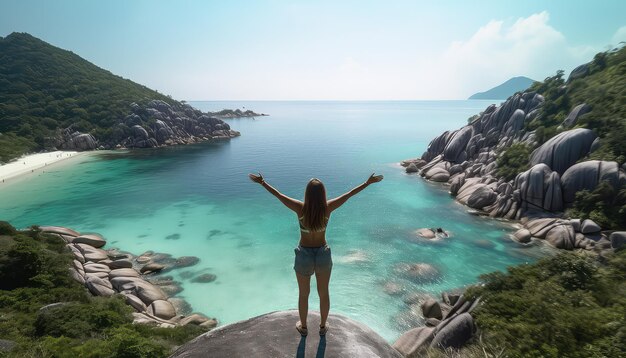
[296,272,311,327]
[315,270,331,327]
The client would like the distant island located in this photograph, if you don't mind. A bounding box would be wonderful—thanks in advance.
[468,76,535,100]
[0,33,264,163]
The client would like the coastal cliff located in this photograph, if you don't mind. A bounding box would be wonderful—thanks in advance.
[403,45,626,253]
[0,32,264,162]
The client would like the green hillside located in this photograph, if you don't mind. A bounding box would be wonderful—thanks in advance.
[469,76,536,100]
[0,32,176,162]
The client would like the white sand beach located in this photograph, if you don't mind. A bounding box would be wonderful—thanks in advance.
[0,151,83,182]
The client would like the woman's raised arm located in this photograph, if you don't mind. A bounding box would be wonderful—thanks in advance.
[249,173,302,213]
[327,173,383,213]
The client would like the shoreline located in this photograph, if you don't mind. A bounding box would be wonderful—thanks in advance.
[0,150,89,184]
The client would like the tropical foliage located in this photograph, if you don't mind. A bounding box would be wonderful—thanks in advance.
[0,32,175,162]
[464,252,626,358]
[0,222,205,357]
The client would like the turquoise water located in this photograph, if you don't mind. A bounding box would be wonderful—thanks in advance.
[0,101,548,341]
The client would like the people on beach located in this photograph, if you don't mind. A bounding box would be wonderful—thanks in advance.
[249,172,383,336]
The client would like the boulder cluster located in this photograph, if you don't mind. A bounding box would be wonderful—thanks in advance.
[51,100,243,151]
[401,89,626,253]
[393,292,480,357]
[38,225,217,329]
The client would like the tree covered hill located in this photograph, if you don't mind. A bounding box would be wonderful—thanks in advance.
[0,32,243,163]
[468,76,535,100]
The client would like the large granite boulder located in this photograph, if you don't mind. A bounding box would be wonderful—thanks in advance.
[171,310,402,358]
[430,313,475,349]
[72,234,106,248]
[466,185,497,209]
[609,232,626,250]
[60,132,98,150]
[561,160,626,206]
[393,326,436,357]
[545,224,576,250]
[422,132,452,161]
[514,164,563,213]
[443,126,473,163]
[529,128,597,174]
[562,103,591,128]
[39,226,81,237]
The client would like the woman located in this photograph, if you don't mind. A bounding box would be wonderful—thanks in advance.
[248,173,383,336]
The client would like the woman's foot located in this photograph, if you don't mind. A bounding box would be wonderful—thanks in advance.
[296,321,308,336]
[319,324,328,336]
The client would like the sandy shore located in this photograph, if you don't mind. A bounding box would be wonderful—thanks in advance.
[0,151,85,182]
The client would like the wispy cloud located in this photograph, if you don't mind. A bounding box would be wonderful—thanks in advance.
[421,11,601,99]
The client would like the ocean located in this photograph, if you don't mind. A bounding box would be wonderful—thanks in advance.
[0,100,550,341]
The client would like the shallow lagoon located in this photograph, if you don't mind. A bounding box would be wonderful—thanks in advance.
[0,101,550,341]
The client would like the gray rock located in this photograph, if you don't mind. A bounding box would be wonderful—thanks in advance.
[109,268,140,278]
[430,313,474,349]
[568,63,589,82]
[135,283,168,305]
[393,326,436,357]
[140,263,166,274]
[131,125,149,140]
[395,263,440,283]
[72,234,107,248]
[83,262,111,274]
[562,103,591,128]
[68,267,85,284]
[172,310,402,358]
[466,185,497,209]
[569,219,581,232]
[421,299,443,320]
[415,228,436,239]
[107,259,133,269]
[148,299,177,320]
[513,229,532,243]
[85,276,115,297]
[406,163,419,173]
[443,126,473,163]
[39,226,80,237]
[180,313,211,326]
[60,132,98,150]
[610,232,626,250]
[425,167,450,182]
[545,224,576,250]
[191,273,217,283]
[580,219,601,234]
[123,293,147,312]
[561,160,625,206]
[529,128,597,174]
[174,256,200,268]
[514,164,563,213]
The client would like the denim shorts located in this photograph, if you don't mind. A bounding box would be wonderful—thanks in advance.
[294,245,333,276]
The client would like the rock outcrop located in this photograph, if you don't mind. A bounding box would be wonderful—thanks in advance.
[529,128,597,175]
[393,292,480,357]
[49,100,246,151]
[561,160,626,206]
[171,310,403,358]
[39,226,216,329]
[402,88,624,253]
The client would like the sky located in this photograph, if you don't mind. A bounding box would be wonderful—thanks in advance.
[1,0,625,100]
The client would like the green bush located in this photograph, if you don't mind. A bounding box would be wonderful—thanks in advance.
[496,143,532,181]
[466,252,626,358]
[0,225,208,357]
[566,181,626,229]
[0,221,16,235]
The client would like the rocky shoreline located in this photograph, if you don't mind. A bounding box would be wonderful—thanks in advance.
[38,225,217,329]
[45,100,256,152]
[401,90,625,256]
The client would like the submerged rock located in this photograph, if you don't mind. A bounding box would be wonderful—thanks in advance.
[395,263,441,283]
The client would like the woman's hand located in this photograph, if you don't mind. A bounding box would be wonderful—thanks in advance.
[366,173,384,185]
[248,172,264,184]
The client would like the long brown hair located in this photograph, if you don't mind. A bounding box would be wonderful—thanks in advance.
[301,178,328,232]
